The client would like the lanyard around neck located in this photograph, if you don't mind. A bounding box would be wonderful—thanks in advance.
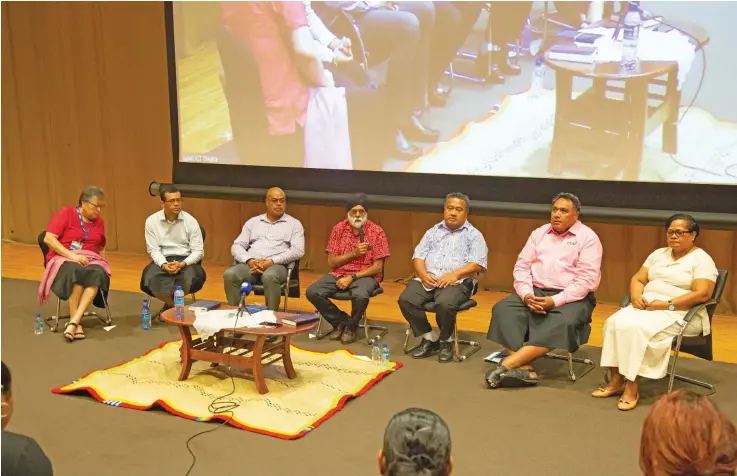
[76,207,91,242]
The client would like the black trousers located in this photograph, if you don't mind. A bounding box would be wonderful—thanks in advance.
[306,274,379,331]
[398,279,474,341]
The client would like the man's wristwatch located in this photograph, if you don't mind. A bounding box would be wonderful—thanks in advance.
[668,300,675,311]
[351,274,358,281]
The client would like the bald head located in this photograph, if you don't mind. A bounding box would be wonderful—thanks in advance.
[265,187,286,221]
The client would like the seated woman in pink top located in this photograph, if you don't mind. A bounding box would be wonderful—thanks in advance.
[485,192,603,389]
[39,186,112,342]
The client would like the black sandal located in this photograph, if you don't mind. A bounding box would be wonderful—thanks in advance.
[63,322,78,342]
[485,366,509,389]
[500,368,539,387]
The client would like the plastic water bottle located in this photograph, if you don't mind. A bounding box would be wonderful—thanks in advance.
[174,286,185,320]
[34,313,43,335]
[531,56,545,94]
[371,342,381,364]
[142,298,151,331]
[381,343,390,363]
[620,1,641,72]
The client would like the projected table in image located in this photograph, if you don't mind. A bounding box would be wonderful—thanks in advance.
[161,306,317,394]
[544,21,708,180]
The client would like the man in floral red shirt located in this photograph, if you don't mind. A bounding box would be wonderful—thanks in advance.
[306,193,390,344]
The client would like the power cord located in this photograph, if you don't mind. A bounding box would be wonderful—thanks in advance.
[183,306,244,476]
[655,20,728,179]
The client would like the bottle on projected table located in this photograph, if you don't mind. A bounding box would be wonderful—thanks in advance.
[371,342,381,364]
[381,343,390,363]
[174,286,185,321]
[531,56,545,94]
[34,313,43,335]
[141,298,151,331]
[620,1,642,72]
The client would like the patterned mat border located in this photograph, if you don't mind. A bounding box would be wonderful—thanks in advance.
[51,339,403,440]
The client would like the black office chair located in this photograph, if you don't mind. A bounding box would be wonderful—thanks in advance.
[252,260,301,312]
[37,230,112,332]
[619,270,728,394]
[403,280,481,362]
[314,263,388,345]
[542,322,596,382]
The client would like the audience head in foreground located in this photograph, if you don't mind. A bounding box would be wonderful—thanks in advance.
[640,390,737,476]
[379,408,453,476]
[1,362,54,476]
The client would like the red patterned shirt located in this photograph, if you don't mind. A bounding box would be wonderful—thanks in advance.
[326,220,390,282]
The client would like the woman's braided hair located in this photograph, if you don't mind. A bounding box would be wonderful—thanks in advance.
[383,408,451,476]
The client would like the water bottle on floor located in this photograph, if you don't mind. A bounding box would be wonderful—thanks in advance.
[381,343,390,363]
[142,298,151,331]
[531,56,545,94]
[174,286,185,320]
[620,1,641,72]
[34,313,43,335]
[371,342,380,364]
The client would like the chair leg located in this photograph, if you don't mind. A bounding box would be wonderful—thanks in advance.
[53,298,62,332]
[283,291,289,313]
[665,333,714,394]
[544,351,595,382]
[314,314,332,340]
[98,291,112,326]
[358,313,389,346]
[403,326,422,354]
[453,320,481,362]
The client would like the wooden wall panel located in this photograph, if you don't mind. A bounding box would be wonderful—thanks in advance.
[2,1,735,315]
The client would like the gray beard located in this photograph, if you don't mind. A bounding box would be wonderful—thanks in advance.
[347,215,366,229]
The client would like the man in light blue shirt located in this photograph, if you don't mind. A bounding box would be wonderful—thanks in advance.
[223,188,305,310]
[398,192,488,363]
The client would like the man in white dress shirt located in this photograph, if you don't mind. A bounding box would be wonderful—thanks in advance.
[223,187,305,311]
[141,185,206,308]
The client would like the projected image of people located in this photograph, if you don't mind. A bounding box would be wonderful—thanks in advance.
[173,1,737,184]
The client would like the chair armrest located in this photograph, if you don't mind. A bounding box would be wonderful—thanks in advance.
[285,261,295,283]
[683,299,716,323]
[619,296,631,308]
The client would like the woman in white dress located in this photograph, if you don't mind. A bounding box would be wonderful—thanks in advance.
[592,214,718,411]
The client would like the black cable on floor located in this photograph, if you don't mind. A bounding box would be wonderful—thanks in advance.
[183,308,244,476]
[655,20,726,179]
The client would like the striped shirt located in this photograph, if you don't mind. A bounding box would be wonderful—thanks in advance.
[231,213,305,265]
[413,220,488,277]
[144,210,204,267]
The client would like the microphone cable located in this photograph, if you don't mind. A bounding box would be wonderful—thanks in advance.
[183,294,248,476]
[654,19,727,179]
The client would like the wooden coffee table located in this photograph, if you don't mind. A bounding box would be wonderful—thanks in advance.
[161,305,317,394]
[543,20,709,180]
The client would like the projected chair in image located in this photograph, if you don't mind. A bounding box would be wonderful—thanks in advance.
[403,281,481,362]
[216,26,304,167]
[618,270,728,395]
[314,263,389,345]
[252,260,301,313]
[37,231,112,332]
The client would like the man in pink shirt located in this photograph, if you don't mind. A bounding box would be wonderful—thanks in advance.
[485,193,603,389]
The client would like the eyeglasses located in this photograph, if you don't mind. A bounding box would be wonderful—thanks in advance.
[164,198,184,204]
[84,201,105,210]
[666,229,692,237]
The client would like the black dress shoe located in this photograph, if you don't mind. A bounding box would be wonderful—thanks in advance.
[499,60,521,76]
[428,87,449,108]
[411,338,441,359]
[401,115,440,143]
[438,341,454,363]
[394,131,423,158]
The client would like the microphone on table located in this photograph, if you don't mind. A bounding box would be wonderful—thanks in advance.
[238,282,252,317]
